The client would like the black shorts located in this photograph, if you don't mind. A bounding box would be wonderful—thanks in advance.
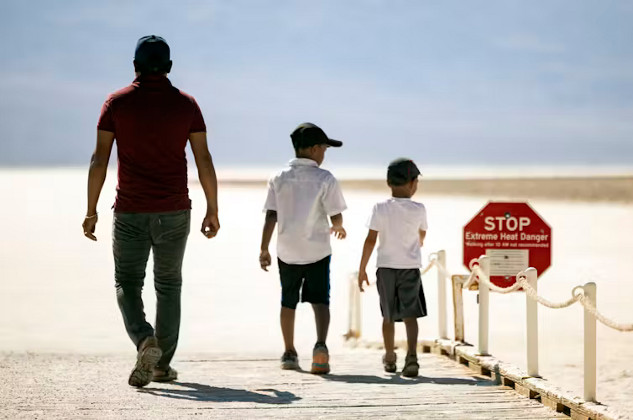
[376,268,427,323]
[278,256,331,309]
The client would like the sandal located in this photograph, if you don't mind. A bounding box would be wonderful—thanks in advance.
[402,354,419,378]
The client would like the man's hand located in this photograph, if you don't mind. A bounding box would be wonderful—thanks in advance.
[330,225,347,240]
[201,213,220,238]
[358,270,370,292]
[82,215,98,241]
[259,249,272,271]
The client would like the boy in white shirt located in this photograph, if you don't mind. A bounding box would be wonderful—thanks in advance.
[358,158,428,377]
[260,123,347,374]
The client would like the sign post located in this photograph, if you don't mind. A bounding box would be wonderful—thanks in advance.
[463,202,552,288]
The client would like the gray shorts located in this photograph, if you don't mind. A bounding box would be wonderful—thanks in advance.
[376,268,427,323]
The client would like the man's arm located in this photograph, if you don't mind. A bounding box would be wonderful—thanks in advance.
[419,229,427,247]
[189,132,220,238]
[330,213,346,239]
[82,129,114,241]
[358,229,378,291]
[259,210,277,271]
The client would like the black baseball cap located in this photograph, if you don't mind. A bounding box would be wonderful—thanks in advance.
[387,158,421,186]
[134,35,172,74]
[291,123,343,149]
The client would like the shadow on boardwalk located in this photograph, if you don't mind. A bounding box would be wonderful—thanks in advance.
[297,370,491,386]
[140,381,301,404]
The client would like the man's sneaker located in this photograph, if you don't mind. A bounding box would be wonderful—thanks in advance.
[280,350,299,370]
[128,336,162,387]
[152,366,178,383]
[402,354,419,378]
[311,342,330,374]
[383,353,397,373]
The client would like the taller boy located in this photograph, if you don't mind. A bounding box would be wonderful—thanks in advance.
[260,123,347,374]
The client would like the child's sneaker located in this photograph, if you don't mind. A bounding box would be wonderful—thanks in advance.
[382,353,397,373]
[402,354,419,378]
[311,342,330,374]
[280,350,299,370]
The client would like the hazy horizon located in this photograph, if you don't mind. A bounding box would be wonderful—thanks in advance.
[1,1,633,167]
[3,163,633,181]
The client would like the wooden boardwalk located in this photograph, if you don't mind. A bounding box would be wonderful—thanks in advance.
[0,348,567,419]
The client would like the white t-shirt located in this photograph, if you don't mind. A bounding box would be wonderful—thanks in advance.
[367,198,428,269]
[264,158,347,265]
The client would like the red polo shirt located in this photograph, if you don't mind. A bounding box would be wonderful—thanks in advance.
[97,75,206,213]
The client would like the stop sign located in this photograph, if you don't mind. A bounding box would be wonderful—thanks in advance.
[463,202,552,288]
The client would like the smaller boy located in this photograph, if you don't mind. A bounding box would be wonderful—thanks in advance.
[260,122,347,375]
[358,158,428,377]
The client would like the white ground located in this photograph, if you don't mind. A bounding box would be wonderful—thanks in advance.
[1,168,632,417]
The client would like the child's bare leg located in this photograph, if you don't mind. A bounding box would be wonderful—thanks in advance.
[382,319,396,358]
[280,307,296,352]
[311,304,330,343]
[403,317,418,356]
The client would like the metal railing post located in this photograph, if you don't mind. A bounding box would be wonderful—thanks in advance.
[437,250,448,339]
[478,255,490,356]
[525,268,539,377]
[584,282,597,402]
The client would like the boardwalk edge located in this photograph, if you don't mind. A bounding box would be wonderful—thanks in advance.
[428,339,627,420]
[345,338,627,420]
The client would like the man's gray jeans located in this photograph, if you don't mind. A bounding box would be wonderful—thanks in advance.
[112,210,190,369]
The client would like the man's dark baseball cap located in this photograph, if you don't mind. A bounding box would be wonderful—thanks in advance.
[134,35,171,73]
[387,158,421,186]
[291,123,343,149]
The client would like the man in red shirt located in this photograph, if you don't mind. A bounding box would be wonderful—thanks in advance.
[82,35,219,387]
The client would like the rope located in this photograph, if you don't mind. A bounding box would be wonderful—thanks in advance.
[426,254,457,282]
[577,295,633,332]
[470,265,633,331]
[522,278,584,309]
[435,261,453,281]
[462,271,479,289]
[420,259,436,276]
[471,266,523,294]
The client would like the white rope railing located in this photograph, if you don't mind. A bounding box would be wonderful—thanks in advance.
[453,254,632,402]
[467,260,633,331]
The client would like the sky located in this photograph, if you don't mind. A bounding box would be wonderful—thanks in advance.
[1,0,632,168]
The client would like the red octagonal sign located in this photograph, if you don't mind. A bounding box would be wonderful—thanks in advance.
[463,202,552,288]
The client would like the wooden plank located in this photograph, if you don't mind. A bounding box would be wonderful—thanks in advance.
[571,410,591,420]
[515,382,539,399]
